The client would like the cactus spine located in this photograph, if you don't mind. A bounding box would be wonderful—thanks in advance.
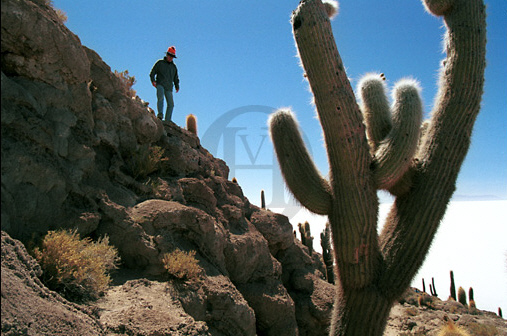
[268,0,486,334]
[186,114,197,135]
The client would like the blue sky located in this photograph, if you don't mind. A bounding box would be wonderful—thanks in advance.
[53,0,507,209]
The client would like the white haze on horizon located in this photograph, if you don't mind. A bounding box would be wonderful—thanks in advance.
[286,200,507,315]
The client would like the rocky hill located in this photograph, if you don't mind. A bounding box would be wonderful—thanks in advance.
[1,1,505,335]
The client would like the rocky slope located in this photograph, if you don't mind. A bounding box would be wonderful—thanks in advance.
[1,1,505,335]
[1,1,333,335]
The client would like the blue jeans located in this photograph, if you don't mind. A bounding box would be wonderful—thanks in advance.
[156,85,174,121]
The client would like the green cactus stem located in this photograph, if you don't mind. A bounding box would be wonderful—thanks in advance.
[422,278,426,293]
[261,189,266,209]
[269,0,486,334]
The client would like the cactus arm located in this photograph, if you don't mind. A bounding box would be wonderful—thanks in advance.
[269,109,332,215]
[358,74,392,153]
[372,79,423,191]
[379,0,486,299]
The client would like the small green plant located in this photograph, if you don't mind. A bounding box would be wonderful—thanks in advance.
[162,249,201,280]
[114,69,137,98]
[126,144,167,179]
[33,229,119,301]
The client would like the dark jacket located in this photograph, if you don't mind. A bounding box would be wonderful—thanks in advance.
[150,58,179,91]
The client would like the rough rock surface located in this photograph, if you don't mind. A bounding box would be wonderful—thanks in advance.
[1,1,505,336]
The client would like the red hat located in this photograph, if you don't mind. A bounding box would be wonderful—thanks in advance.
[166,46,177,58]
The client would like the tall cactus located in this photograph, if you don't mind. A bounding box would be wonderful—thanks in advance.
[268,0,486,335]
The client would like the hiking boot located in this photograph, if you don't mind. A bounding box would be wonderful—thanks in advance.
[157,113,163,120]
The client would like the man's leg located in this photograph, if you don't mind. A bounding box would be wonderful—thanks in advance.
[156,85,165,119]
[164,90,174,122]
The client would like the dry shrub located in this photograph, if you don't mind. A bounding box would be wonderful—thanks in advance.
[162,249,201,280]
[114,69,137,98]
[466,322,498,336]
[42,0,67,23]
[33,230,120,301]
[126,144,167,179]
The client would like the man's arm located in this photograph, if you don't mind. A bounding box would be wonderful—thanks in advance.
[174,67,180,92]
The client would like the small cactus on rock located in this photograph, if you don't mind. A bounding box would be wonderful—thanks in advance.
[186,114,197,135]
[261,189,266,209]
[458,286,467,306]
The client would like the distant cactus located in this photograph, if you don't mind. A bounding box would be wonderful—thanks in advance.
[303,221,313,253]
[186,114,197,135]
[498,307,503,318]
[298,223,306,246]
[458,286,467,306]
[468,287,474,302]
[321,222,334,284]
[468,287,477,311]
[298,221,313,254]
[450,270,457,301]
[269,0,486,334]
[261,189,266,209]
[422,278,426,293]
[430,277,438,297]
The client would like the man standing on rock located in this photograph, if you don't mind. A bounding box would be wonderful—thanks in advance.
[150,46,180,122]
